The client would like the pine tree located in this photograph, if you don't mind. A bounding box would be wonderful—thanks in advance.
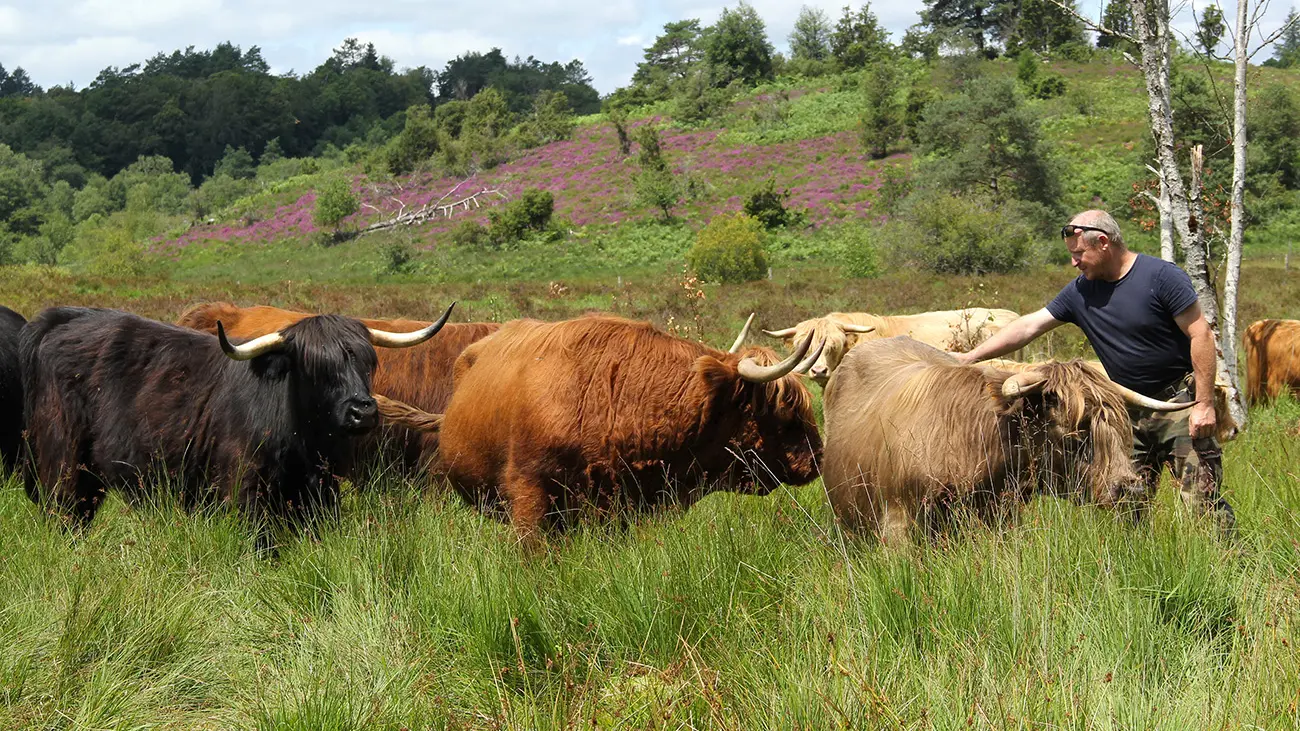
[789,6,833,61]
[1194,5,1226,58]
[1096,0,1132,49]
[705,2,776,86]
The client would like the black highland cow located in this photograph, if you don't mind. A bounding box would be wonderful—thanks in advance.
[0,305,25,472]
[19,305,451,541]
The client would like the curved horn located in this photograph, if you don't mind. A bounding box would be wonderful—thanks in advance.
[368,302,455,348]
[217,321,286,361]
[1001,370,1048,398]
[1111,382,1197,412]
[794,338,828,374]
[761,326,799,339]
[840,323,877,334]
[728,313,756,354]
[738,331,816,383]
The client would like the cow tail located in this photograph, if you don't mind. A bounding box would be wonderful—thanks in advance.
[374,394,443,433]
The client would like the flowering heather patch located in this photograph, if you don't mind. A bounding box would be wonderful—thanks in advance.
[159,119,904,254]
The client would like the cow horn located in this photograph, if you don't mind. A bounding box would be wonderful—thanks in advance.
[1001,370,1048,398]
[841,323,877,334]
[728,313,756,354]
[1110,382,1197,412]
[217,321,286,361]
[761,326,798,339]
[368,302,455,348]
[794,338,828,374]
[738,331,817,383]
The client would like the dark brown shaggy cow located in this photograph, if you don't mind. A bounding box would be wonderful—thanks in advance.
[1243,319,1300,404]
[176,301,497,473]
[20,306,447,542]
[0,305,25,472]
[435,314,825,541]
[822,336,1194,544]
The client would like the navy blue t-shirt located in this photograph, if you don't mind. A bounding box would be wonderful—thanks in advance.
[1046,254,1198,396]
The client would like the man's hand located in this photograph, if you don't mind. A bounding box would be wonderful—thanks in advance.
[953,352,976,365]
[1189,401,1216,439]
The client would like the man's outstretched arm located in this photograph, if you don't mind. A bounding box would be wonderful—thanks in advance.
[953,308,1064,365]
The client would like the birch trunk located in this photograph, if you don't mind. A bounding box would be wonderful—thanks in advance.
[1159,178,1174,261]
[1222,0,1250,428]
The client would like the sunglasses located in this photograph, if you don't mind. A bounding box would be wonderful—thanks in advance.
[1060,224,1112,239]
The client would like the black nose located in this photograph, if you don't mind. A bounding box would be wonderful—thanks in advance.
[346,397,378,427]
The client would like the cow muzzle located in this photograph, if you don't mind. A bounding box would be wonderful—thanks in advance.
[343,396,379,433]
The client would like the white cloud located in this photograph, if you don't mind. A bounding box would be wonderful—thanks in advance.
[3,0,1297,96]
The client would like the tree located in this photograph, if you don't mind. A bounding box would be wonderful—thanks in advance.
[1004,0,1085,54]
[921,0,1011,54]
[832,3,893,68]
[637,20,705,81]
[704,2,776,86]
[312,178,359,234]
[1097,0,1132,48]
[516,89,574,147]
[1248,84,1300,189]
[0,65,40,98]
[213,145,256,180]
[632,126,681,221]
[790,6,833,61]
[1195,5,1226,58]
[385,104,440,175]
[1269,9,1300,67]
[860,62,904,158]
[915,75,1061,208]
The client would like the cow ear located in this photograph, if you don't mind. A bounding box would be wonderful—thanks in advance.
[695,355,746,404]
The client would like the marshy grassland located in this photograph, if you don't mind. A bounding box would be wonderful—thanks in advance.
[2,252,1298,730]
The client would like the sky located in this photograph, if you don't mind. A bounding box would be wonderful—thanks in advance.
[0,0,1295,95]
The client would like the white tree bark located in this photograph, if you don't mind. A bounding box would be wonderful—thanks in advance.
[1221,0,1250,428]
[1159,177,1175,262]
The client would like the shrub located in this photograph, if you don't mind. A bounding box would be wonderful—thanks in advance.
[312,178,359,233]
[743,177,802,229]
[378,239,417,275]
[899,191,1033,274]
[1016,51,1039,87]
[687,212,769,283]
[860,61,904,158]
[1034,74,1066,99]
[837,226,883,278]
[213,145,256,180]
[449,219,489,248]
[487,189,555,246]
[876,163,913,215]
[385,104,440,176]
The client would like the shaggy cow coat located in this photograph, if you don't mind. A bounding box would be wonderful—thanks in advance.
[21,306,383,537]
[0,305,25,472]
[822,336,1143,544]
[177,301,498,473]
[435,315,823,540]
[1243,319,1300,404]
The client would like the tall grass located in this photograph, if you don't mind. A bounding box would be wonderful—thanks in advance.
[2,393,1298,728]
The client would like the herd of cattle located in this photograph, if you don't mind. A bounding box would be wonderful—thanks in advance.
[0,300,1297,548]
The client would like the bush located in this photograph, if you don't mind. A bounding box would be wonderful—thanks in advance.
[449,219,489,248]
[837,226,883,278]
[190,174,256,219]
[744,177,803,229]
[876,163,913,215]
[378,239,417,275]
[899,191,1033,274]
[487,189,555,246]
[1034,74,1066,99]
[1016,51,1039,87]
[860,61,904,158]
[687,212,769,283]
[313,178,359,232]
[385,104,440,176]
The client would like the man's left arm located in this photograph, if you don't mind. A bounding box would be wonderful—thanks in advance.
[1174,302,1218,439]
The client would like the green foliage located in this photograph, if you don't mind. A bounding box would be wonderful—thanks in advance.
[1033,73,1067,99]
[704,2,776,86]
[1249,84,1300,190]
[434,101,468,138]
[72,176,120,223]
[384,104,440,176]
[449,219,490,248]
[514,90,575,149]
[876,163,913,215]
[190,174,257,219]
[1195,5,1226,57]
[859,61,904,159]
[59,210,167,277]
[674,66,735,125]
[0,144,49,238]
[898,190,1034,274]
[686,211,768,283]
[837,225,883,278]
[743,177,803,229]
[312,178,359,231]
[632,20,704,89]
[915,75,1062,210]
[1098,0,1132,50]
[377,239,417,275]
[607,107,632,156]
[261,138,284,165]
[1017,51,1040,87]
[213,145,256,180]
[1268,9,1300,67]
[789,5,833,61]
[487,189,555,246]
[117,156,193,216]
[832,3,893,69]
[632,126,681,221]
[903,84,934,145]
[1003,0,1085,55]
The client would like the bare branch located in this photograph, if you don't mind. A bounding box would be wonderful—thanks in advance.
[1247,3,1300,59]
[1047,0,1140,44]
[355,183,507,239]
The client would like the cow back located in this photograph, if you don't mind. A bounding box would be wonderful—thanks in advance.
[1244,319,1300,404]
[0,305,25,472]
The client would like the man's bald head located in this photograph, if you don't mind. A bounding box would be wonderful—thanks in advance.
[1070,209,1126,249]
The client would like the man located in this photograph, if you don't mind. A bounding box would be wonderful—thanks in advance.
[955,210,1235,531]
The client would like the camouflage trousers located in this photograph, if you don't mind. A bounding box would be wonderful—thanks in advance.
[1127,374,1236,533]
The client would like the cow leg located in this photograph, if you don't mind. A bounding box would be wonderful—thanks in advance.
[878,497,915,547]
[502,462,550,548]
[47,468,107,532]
